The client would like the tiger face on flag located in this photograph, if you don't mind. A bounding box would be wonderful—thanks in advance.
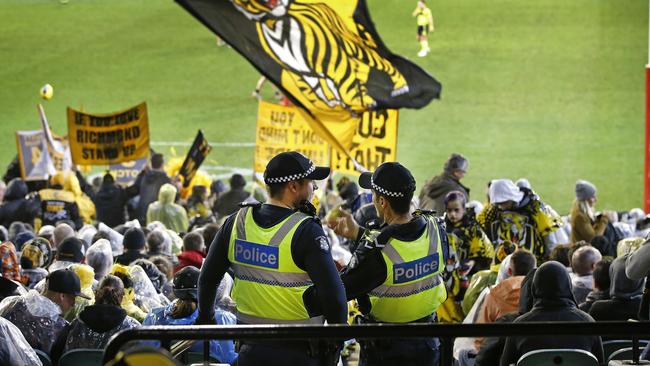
[230,0,410,114]
[177,0,441,153]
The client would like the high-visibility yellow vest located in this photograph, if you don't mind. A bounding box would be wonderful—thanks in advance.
[228,206,324,324]
[369,217,447,323]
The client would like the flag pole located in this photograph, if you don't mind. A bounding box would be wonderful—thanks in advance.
[643,0,650,213]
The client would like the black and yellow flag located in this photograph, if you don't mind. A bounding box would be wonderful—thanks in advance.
[177,0,441,158]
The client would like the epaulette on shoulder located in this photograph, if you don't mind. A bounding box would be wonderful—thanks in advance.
[238,201,262,209]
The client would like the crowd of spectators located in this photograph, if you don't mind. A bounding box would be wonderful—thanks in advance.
[0,151,648,365]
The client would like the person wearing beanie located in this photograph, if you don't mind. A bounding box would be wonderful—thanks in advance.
[418,153,470,214]
[570,180,611,245]
[14,231,35,252]
[115,228,148,266]
[478,179,560,262]
[143,266,238,364]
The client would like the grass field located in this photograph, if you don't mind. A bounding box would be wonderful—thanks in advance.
[0,0,647,214]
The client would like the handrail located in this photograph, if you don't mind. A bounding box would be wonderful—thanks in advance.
[103,321,650,365]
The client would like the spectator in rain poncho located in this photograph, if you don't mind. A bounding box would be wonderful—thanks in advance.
[0,317,42,366]
[97,223,125,256]
[52,223,75,249]
[65,263,96,321]
[147,183,189,234]
[20,237,53,288]
[0,269,90,355]
[130,263,165,312]
[60,275,140,354]
[77,224,98,251]
[143,266,237,365]
[86,239,114,282]
[147,221,183,256]
[111,264,148,322]
[38,225,55,246]
[132,258,172,307]
[0,241,21,281]
[63,171,96,225]
[146,229,173,261]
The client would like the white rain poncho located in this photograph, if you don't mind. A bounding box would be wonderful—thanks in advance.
[86,239,114,281]
[0,290,67,354]
[0,317,42,366]
[77,224,98,250]
[130,264,165,313]
[98,222,124,256]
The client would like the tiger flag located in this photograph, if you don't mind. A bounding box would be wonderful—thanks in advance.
[176,0,442,161]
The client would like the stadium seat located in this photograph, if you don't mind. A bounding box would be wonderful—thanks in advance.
[58,349,103,366]
[608,347,650,363]
[34,349,52,366]
[603,340,650,362]
[516,349,599,366]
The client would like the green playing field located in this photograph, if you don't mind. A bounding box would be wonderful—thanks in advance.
[0,0,647,213]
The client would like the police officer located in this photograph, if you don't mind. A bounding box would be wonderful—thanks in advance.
[328,162,449,366]
[197,151,347,366]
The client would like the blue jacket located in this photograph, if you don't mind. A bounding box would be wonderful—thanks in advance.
[143,301,237,364]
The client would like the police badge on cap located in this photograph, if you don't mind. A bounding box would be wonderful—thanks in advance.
[264,151,330,185]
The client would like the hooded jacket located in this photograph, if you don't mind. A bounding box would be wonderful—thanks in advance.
[589,254,643,321]
[133,169,171,225]
[418,171,470,215]
[500,261,603,366]
[0,179,40,228]
[146,184,189,233]
[63,304,140,352]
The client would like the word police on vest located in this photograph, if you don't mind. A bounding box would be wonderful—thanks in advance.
[235,240,280,269]
[393,254,439,284]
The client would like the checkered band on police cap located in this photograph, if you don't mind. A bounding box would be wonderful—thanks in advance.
[359,162,415,198]
[264,151,330,185]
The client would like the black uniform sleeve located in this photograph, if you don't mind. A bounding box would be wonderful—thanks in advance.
[197,214,235,324]
[292,221,347,324]
[75,171,94,199]
[340,242,387,301]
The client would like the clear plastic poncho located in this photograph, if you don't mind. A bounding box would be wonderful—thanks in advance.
[86,239,114,281]
[98,222,124,256]
[0,290,67,354]
[130,264,164,313]
[0,317,42,366]
[77,224,98,251]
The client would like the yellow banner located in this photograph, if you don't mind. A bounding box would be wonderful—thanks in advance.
[254,101,330,173]
[67,102,150,165]
[330,109,399,175]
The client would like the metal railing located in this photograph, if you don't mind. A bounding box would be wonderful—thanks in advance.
[104,321,650,365]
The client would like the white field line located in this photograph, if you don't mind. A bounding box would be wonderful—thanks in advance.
[151,141,254,147]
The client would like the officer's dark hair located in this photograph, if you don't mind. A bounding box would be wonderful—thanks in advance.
[593,259,612,291]
[510,249,536,276]
[374,190,413,215]
[183,232,204,252]
[151,153,164,170]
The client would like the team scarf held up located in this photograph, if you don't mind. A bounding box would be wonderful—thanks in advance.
[176,0,442,155]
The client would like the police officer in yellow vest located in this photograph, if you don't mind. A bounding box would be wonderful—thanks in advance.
[197,151,347,366]
[328,162,448,366]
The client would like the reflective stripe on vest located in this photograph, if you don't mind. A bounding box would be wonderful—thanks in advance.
[369,217,447,323]
[229,206,319,324]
